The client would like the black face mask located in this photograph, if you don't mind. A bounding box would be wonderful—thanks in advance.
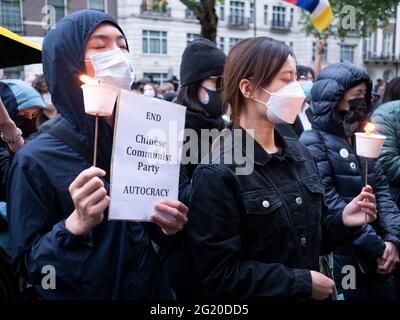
[338,98,369,136]
[199,86,224,117]
[14,116,38,138]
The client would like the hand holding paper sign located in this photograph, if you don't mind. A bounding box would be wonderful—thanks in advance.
[66,167,110,236]
[151,199,188,235]
[109,90,187,222]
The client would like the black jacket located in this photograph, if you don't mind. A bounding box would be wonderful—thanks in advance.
[179,110,226,205]
[166,110,225,300]
[0,148,10,202]
[187,128,357,299]
[300,63,400,274]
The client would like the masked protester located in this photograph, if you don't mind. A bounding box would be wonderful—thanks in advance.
[7,10,188,300]
[177,38,227,201]
[0,79,47,201]
[164,38,226,300]
[0,80,48,299]
[186,37,378,300]
[0,80,46,139]
[300,63,400,300]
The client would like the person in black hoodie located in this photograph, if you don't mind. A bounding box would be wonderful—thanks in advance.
[7,10,188,299]
[165,38,226,299]
[300,63,400,300]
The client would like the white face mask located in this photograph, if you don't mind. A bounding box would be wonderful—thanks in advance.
[253,81,305,124]
[90,47,135,90]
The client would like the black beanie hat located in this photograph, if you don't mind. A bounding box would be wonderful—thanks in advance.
[180,38,226,88]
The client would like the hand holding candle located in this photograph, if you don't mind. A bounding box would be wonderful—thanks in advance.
[354,122,386,223]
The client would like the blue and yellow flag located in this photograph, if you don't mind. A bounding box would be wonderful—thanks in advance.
[283,0,333,33]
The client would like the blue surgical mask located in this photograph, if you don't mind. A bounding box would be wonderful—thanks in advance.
[90,48,135,90]
[300,81,313,101]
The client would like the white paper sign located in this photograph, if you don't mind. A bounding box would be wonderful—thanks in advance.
[109,90,186,221]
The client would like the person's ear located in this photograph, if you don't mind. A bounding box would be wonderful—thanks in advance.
[239,79,254,99]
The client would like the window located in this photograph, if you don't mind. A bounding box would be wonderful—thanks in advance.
[89,0,105,12]
[219,37,225,53]
[219,5,225,21]
[142,30,167,54]
[250,2,255,24]
[187,33,200,45]
[143,73,168,86]
[47,0,66,22]
[272,5,286,27]
[229,37,242,50]
[290,8,294,26]
[264,5,268,25]
[312,41,328,62]
[340,44,354,63]
[364,32,374,58]
[185,8,196,19]
[0,0,22,33]
[2,66,24,79]
[229,1,245,24]
[383,33,393,57]
[383,70,392,81]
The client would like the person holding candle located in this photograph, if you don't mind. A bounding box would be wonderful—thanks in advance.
[186,37,378,300]
[300,63,400,300]
[6,10,188,299]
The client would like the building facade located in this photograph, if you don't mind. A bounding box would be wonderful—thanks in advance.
[0,0,117,78]
[118,0,358,84]
[118,0,399,85]
[0,0,399,84]
[362,5,400,82]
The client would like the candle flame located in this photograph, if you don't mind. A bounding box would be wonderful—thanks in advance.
[79,74,98,85]
[364,123,375,136]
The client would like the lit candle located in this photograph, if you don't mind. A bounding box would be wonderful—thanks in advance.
[79,74,98,85]
[364,123,375,137]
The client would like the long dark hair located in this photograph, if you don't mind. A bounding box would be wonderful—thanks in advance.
[223,37,294,128]
[176,82,207,115]
[383,77,400,103]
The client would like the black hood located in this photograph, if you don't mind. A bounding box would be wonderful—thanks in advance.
[42,10,128,171]
[311,62,373,136]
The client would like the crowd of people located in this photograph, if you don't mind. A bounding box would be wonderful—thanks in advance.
[0,9,399,300]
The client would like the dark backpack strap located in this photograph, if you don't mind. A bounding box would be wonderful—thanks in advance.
[46,126,92,165]
[46,126,110,182]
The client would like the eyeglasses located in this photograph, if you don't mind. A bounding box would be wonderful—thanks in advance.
[209,76,224,92]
